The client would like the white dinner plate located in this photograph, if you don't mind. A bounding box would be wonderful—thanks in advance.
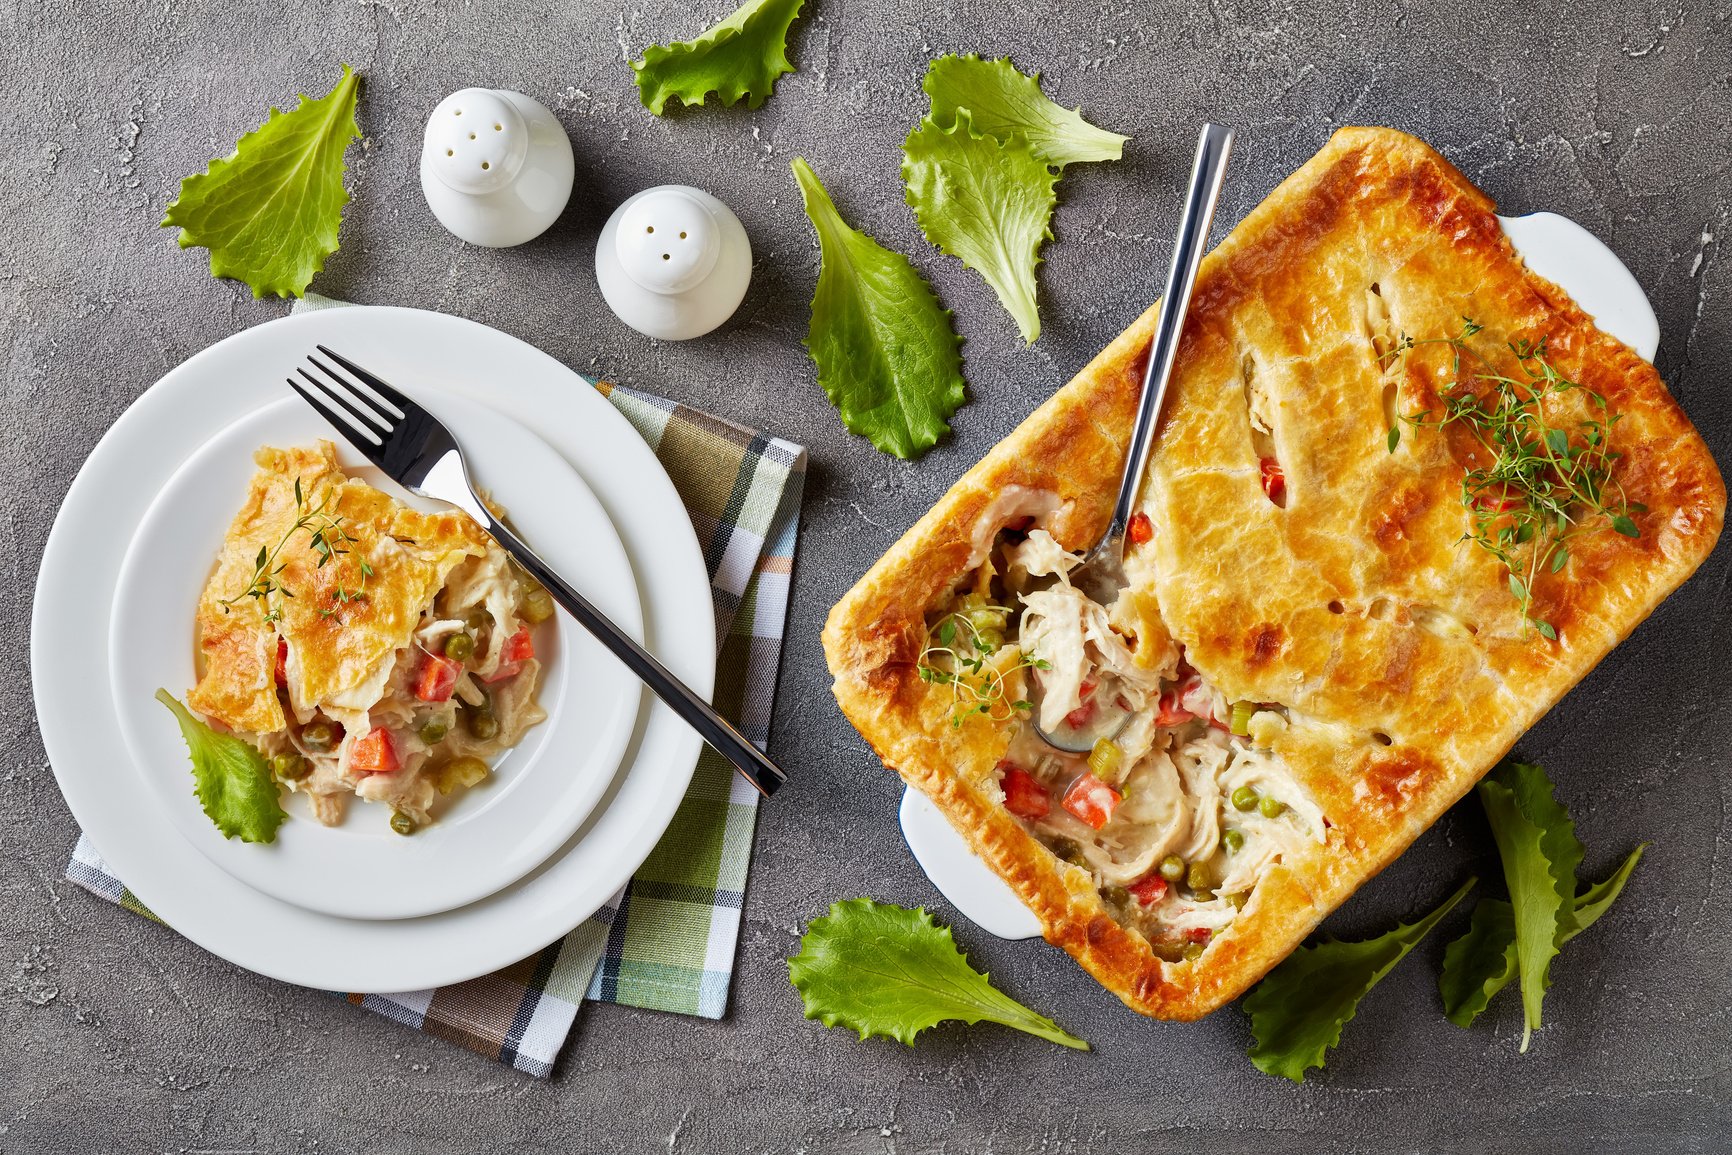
[109,393,643,921]
[34,305,715,990]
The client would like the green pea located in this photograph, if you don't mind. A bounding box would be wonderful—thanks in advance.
[301,720,338,751]
[1226,891,1249,910]
[1182,942,1205,961]
[974,628,1004,652]
[1231,785,1259,812]
[1049,837,1087,867]
[1102,885,1130,908]
[1159,855,1186,883]
[418,719,449,745]
[1222,828,1245,853]
[444,632,476,661]
[1187,862,1213,892]
[467,708,499,741]
[1258,795,1287,819]
[271,752,310,781]
[389,811,415,836]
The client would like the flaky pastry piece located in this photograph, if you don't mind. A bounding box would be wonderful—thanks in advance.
[822,127,1723,1019]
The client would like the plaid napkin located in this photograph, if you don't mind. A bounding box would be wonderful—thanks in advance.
[65,299,807,1078]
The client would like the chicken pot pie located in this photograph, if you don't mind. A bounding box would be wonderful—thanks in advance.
[822,127,1724,1019]
[187,442,554,833]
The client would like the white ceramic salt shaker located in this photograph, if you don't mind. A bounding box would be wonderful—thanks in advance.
[420,88,575,247]
[595,186,752,341]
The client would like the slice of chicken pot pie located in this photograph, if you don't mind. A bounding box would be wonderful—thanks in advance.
[187,441,554,833]
[822,127,1724,1020]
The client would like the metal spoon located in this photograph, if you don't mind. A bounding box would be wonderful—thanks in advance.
[1030,123,1235,754]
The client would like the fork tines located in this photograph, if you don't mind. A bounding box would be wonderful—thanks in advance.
[289,347,421,458]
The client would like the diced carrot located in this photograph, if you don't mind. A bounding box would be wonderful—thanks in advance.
[350,727,399,773]
[274,638,289,686]
[1062,773,1121,830]
[998,763,1050,820]
[481,626,536,683]
[414,655,461,703]
[1127,511,1153,545]
[1064,678,1099,729]
[1184,926,1212,945]
[1260,457,1285,502]
[1129,875,1168,905]
[1154,691,1194,728]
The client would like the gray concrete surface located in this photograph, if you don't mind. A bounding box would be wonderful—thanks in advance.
[3,0,1729,1150]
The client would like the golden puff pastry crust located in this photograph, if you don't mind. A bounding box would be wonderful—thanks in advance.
[821,126,1724,1020]
[189,442,491,733]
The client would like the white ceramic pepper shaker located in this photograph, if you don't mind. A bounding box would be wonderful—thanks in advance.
[595,186,752,341]
[420,88,575,247]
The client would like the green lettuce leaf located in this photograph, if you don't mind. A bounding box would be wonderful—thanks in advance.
[903,55,1125,343]
[1477,761,1585,1051]
[922,54,1128,168]
[154,689,286,844]
[1244,877,1474,1082]
[791,157,966,459]
[632,0,804,115]
[1441,842,1646,1027]
[161,65,360,299]
[789,898,1087,1049]
[902,111,1056,343]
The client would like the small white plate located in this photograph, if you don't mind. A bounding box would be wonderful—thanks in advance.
[109,394,642,921]
[36,305,714,990]
[899,210,1663,940]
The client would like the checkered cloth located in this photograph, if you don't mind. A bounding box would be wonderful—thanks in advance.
[65,306,806,1078]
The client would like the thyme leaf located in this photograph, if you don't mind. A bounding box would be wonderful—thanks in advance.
[1382,319,1641,638]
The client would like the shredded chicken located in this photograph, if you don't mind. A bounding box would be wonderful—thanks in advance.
[970,529,1328,957]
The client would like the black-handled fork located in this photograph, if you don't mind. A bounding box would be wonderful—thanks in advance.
[289,346,787,799]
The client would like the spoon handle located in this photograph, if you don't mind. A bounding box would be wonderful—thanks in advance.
[1102,124,1235,564]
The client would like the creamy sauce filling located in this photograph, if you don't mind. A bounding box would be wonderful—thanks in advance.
[263,550,546,829]
[983,530,1327,960]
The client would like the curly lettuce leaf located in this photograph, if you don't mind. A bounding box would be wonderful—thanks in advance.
[922,54,1128,169]
[791,157,966,459]
[788,898,1087,1050]
[154,689,286,844]
[903,111,1056,343]
[161,65,360,299]
[1441,842,1646,1028]
[1244,877,1474,1082]
[632,0,804,115]
[1477,761,1585,1051]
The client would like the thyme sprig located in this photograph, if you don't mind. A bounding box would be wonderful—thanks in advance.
[220,478,373,624]
[1384,319,1643,639]
[917,607,1048,728]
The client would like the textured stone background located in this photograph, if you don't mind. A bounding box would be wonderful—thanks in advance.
[3,0,1729,1151]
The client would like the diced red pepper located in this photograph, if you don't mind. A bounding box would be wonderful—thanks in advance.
[350,727,400,774]
[414,655,462,703]
[1127,511,1153,545]
[998,762,1050,820]
[1260,457,1285,502]
[1473,492,1515,514]
[1154,691,1195,728]
[1062,773,1121,830]
[274,638,289,686]
[1184,926,1213,945]
[480,626,536,683]
[1064,678,1099,730]
[1207,714,1231,733]
[1129,875,1168,906]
